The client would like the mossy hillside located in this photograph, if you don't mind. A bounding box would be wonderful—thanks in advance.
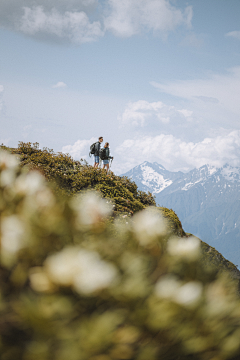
[159,207,186,238]
[200,239,240,278]
[1,142,156,215]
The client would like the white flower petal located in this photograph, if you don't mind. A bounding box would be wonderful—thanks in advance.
[174,282,203,306]
[155,275,181,299]
[167,236,200,260]
[45,247,80,286]
[1,215,25,254]
[71,191,112,226]
[132,208,167,246]
[45,247,118,294]
[15,171,44,195]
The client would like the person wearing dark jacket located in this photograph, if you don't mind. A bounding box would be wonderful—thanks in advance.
[94,136,103,168]
[102,142,113,172]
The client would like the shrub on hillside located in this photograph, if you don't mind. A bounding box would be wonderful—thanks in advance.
[1,150,240,360]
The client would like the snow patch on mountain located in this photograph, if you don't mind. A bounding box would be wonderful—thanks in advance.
[221,165,240,182]
[206,165,218,176]
[140,165,172,193]
[182,182,195,191]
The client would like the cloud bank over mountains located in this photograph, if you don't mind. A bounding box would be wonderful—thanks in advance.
[116,131,240,173]
[62,130,240,175]
[0,0,192,44]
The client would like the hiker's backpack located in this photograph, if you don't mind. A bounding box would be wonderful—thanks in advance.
[89,142,97,157]
[99,148,107,160]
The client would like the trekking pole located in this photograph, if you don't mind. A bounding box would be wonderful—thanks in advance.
[109,158,113,170]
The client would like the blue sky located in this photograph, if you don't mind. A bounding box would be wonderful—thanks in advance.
[1,0,240,174]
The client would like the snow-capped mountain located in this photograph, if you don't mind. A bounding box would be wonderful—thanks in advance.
[122,162,240,265]
[125,162,183,194]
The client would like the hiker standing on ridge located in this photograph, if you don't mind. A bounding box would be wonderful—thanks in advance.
[92,136,103,168]
[101,142,113,173]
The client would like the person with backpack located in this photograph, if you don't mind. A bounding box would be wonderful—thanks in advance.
[90,137,103,168]
[100,142,113,172]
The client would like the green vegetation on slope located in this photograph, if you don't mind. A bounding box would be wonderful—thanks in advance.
[160,207,186,237]
[200,239,240,276]
[1,142,155,215]
[1,150,240,360]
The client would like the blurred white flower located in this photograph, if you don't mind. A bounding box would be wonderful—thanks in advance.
[1,215,25,265]
[1,215,25,253]
[155,276,202,307]
[0,151,19,171]
[70,191,112,227]
[155,275,181,299]
[45,247,80,286]
[29,267,52,292]
[73,249,118,295]
[174,281,203,306]
[167,236,200,260]
[0,150,19,187]
[0,169,16,187]
[132,208,167,246]
[45,247,118,295]
[34,188,55,208]
[15,171,45,195]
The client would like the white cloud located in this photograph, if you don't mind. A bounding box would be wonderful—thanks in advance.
[0,1,98,27]
[0,0,192,43]
[118,99,202,142]
[62,137,95,161]
[119,100,192,127]
[151,67,240,128]
[104,0,192,37]
[225,31,240,40]
[52,81,67,88]
[0,0,102,44]
[18,6,103,43]
[116,131,240,174]
[120,100,166,126]
[177,109,193,118]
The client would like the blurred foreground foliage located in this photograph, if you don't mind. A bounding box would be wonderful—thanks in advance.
[1,150,240,360]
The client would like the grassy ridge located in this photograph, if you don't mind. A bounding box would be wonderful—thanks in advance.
[1,142,156,215]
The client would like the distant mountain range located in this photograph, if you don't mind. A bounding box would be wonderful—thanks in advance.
[122,162,240,265]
